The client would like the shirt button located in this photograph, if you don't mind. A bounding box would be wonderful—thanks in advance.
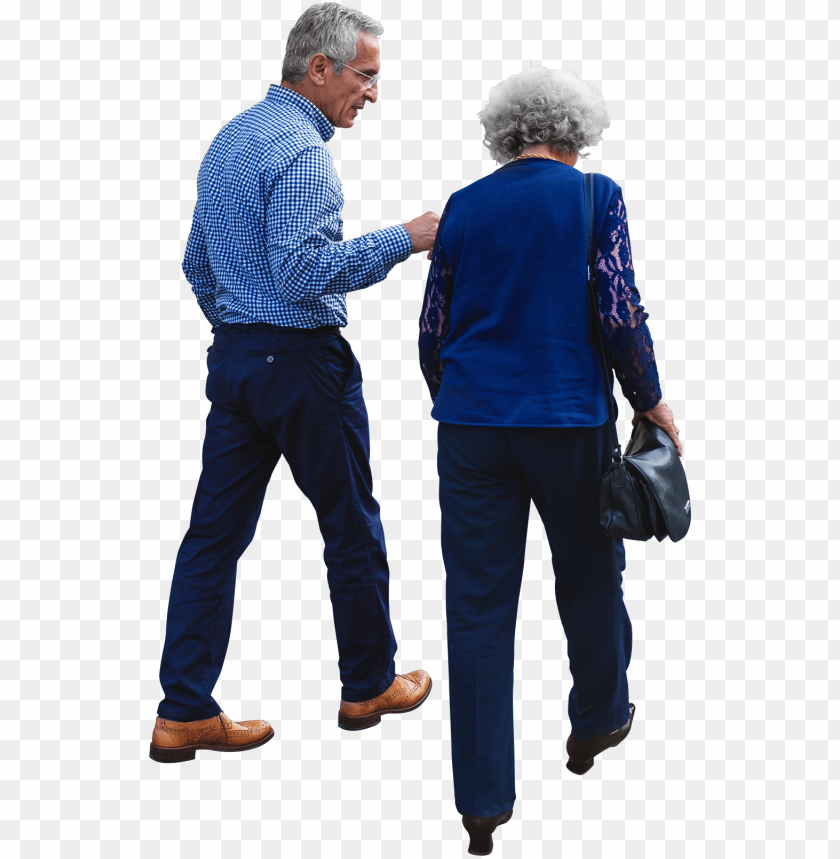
[219,305,227,312]
[267,356,274,363]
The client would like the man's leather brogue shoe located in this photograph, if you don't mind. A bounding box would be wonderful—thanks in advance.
[461,810,514,856]
[149,712,274,763]
[566,703,636,775]
[337,670,432,731]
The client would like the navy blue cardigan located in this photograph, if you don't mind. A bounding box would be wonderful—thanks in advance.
[419,159,662,427]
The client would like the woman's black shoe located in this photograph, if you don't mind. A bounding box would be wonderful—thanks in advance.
[461,809,513,856]
[566,703,636,775]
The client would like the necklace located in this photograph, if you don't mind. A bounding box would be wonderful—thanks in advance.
[513,153,561,162]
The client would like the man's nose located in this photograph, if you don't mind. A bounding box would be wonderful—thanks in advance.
[364,83,379,104]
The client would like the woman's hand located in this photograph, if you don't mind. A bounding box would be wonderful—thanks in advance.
[632,400,683,457]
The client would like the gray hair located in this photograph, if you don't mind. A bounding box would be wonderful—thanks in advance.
[477,66,611,164]
[281,2,384,85]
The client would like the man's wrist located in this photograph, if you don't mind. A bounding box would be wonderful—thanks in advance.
[362,224,414,282]
[395,224,414,259]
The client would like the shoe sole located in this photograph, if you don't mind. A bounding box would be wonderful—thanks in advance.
[337,678,433,731]
[149,728,275,763]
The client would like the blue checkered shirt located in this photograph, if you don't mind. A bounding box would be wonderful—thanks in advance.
[182,84,414,329]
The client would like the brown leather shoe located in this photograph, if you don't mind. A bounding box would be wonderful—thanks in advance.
[566,703,635,775]
[149,712,274,763]
[338,670,432,731]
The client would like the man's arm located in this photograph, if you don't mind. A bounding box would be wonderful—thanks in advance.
[266,146,413,305]
[182,203,222,328]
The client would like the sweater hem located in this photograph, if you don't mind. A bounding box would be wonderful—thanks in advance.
[432,414,610,429]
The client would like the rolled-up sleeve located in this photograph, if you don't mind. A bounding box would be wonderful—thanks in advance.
[267,146,413,305]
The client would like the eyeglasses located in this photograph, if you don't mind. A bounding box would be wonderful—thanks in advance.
[324,56,380,90]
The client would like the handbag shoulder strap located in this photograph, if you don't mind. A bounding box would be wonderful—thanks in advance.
[584,172,597,297]
[584,172,622,462]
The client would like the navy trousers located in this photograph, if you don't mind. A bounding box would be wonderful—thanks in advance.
[157,322,398,721]
[438,420,632,818]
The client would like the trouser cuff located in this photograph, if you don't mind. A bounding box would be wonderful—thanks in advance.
[157,701,223,722]
[456,799,516,819]
[340,665,396,703]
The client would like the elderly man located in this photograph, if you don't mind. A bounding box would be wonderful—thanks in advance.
[150,2,436,763]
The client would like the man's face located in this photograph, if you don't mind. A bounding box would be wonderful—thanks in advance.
[321,31,380,128]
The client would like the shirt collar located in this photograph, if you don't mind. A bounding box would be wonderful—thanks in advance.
[266,83,335,142]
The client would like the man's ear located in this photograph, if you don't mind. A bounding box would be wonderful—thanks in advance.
[307,53,329,88]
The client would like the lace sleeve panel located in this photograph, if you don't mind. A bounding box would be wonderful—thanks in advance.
[419,199,454,403]
[595,187,663,413]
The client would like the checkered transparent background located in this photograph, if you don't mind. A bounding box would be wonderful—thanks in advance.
[1,0,837,857]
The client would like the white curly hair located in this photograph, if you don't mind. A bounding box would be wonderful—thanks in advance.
[477,66,611,164]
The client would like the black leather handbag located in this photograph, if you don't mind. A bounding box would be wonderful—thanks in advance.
[584,173,691,543]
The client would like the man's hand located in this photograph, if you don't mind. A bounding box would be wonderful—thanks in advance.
[402,211,440,260]
[632,399,683,457]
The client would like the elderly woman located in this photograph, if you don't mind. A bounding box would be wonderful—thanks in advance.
[419,66,682,854]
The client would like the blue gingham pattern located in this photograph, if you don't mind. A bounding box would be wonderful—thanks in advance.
[182,84,413,329]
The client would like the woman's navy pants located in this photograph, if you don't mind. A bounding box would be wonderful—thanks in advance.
[157,322,398,722]
[437,420,632,818]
